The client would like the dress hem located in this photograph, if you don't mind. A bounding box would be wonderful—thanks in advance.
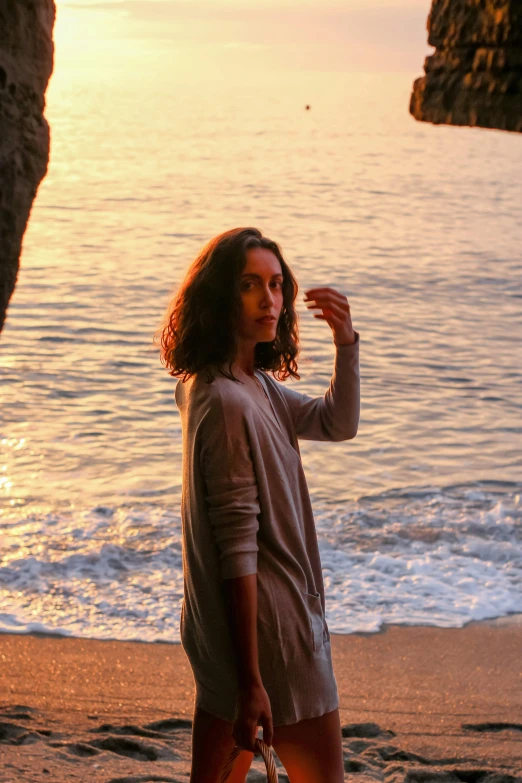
[195,693,340,728]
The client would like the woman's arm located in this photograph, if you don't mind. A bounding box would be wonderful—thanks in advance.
[199,390,273,749]
[223,573,263,689]
[276,332,360,441]
[223,572,273,751]
[200,391,261,579]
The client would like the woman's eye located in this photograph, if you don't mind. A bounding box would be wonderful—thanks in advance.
[241,281,282,291]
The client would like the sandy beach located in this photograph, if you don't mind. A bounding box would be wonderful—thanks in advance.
[1,619,521,782]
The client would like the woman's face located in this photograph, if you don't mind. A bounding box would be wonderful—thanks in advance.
[237,246,284,345]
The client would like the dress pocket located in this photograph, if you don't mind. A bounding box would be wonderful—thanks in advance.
[303,591,326,652]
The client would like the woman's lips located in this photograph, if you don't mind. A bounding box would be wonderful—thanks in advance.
[256,317,276,324]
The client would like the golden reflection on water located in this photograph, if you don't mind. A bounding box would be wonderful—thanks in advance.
[1,1,521,516]
[0,1,520,641]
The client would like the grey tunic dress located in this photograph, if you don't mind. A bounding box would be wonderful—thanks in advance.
[174,332,360,726]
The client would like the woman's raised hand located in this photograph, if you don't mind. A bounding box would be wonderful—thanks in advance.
[303,287,356,346]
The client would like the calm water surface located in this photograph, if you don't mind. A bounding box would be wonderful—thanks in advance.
[1,65,521,641]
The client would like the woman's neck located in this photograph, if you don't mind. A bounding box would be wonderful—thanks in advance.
[232,343,256,376]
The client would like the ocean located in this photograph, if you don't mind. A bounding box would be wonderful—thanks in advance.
[1,60,521,642]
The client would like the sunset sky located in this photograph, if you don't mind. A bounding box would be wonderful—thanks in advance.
[54,0,433,74]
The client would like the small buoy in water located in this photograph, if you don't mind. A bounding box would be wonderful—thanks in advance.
[305,105,311,110]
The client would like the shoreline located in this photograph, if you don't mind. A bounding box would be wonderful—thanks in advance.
[2,611,522,645]
[1,621,521,781]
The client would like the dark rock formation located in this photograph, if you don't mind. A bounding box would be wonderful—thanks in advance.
[0,0,55,334]
[410,0,522,133]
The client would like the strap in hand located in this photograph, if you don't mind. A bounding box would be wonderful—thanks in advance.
[218,737,278,783]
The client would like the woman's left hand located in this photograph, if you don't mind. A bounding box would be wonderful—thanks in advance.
[303,287,356,346]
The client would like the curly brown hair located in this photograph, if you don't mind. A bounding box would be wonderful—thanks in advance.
[154,227,301,383]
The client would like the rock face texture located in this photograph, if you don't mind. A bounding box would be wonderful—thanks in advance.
[0,0,55,334]
[410,0,522,133]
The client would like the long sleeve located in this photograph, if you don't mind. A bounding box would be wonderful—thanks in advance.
[277,331,360,442]
[199,390,261,579]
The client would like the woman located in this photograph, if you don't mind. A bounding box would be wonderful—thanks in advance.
[157,227,360,783]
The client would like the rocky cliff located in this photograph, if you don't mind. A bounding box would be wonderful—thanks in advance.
[0,0,55,334]
[410,0,522,133]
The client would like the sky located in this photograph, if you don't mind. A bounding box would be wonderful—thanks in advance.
[54,0,434,74]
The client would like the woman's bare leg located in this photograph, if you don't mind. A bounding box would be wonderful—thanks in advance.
[189,705,254,783]
[272,707,345,783]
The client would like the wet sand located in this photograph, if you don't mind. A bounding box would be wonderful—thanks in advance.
[1,619,521,781]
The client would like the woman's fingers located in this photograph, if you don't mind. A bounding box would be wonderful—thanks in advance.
[262,713,274,747]
[306,300,349,321]
[304,290,351,317]
[303,287,349,304]
[305,294,350,310]
[234,719,258,752]
[303,286,355,344]
[302,302,350,326]
[304,286,344,296]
